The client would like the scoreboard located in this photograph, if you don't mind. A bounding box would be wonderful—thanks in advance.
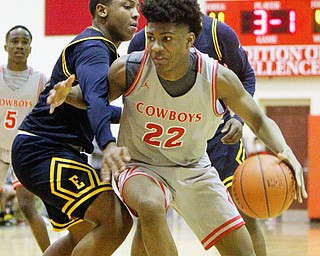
[206,0,320,45]
[205,0,320,76]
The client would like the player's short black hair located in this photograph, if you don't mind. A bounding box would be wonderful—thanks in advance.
[89,0,113,17]
[6,25,32,43]
[141,0,202,38]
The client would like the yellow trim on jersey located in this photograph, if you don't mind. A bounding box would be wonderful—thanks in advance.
[64,187,111,217]
[222,139,247,189]
[50,217,83,232]
[61,26,118,79]
[235,139,246,165]
[212,19,222,62]
[222,176,233,189]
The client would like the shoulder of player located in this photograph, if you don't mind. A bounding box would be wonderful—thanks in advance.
[28,68,47,80]
[72,38,111,51]
[216,63,241,94]
[128,29,146,53]
[65,28,116,57]
[215,19,240,46]
[68,39,116,64]
[130,28,145,43]
[109,54,129,74]
[111,51,144,71]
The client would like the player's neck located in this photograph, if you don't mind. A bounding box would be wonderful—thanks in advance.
[7,61,28,72]
[156,54,191,82]
[91,24,121,48]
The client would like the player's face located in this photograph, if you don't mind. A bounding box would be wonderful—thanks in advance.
[5,28,32,66]
[146,22,194,80]
[105,0,140,45]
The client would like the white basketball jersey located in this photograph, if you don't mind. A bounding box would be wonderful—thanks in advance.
[118,50,225,167]
[0,66,46,150]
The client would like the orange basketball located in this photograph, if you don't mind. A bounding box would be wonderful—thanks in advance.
[231,154,296,219]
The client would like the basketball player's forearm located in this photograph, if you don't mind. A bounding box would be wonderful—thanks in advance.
[250,116,290,155]
[65,85,87,109]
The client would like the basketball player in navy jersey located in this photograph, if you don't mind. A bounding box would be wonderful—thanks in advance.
[11,1,140,255]
[47,0,307,255]
[127,8,267,256]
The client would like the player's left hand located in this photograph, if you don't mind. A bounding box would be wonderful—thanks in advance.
[100,142,131,182]
[221,118,243,144]
[47,75,75,114]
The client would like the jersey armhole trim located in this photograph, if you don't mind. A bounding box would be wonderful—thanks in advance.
[61,31,118,80]
[212,60,226,116]
[194,47,203,74]
[124,51,148,97]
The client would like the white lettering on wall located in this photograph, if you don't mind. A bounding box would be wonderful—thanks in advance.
[313,35,320,43]
[311,1,320,8]
[254,1,281,10]
[206,3,226,12]
[245,45,320,76]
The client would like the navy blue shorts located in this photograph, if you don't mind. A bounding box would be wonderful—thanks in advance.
[11,134,112,231]
[206,124,247,189]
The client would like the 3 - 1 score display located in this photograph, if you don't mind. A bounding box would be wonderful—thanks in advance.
[241,9,297,36]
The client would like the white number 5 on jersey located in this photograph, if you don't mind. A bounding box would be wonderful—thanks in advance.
[4,110,17,129]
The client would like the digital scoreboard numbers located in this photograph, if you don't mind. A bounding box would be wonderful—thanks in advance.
[206,0,320,76]
[206,0,320,45]
[314,7,320,33]
[241,9,297,36]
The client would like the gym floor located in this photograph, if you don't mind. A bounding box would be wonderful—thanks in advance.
[0,209,319,256]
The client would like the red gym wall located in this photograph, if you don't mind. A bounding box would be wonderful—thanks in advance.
[45,0,91,35]
[45,0,146,36]
[308,115,320,220]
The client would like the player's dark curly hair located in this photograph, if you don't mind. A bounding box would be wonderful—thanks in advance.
[141,0,202,38]
[89,0,113,17]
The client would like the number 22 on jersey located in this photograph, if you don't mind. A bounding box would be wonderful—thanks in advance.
[142,122,186,148]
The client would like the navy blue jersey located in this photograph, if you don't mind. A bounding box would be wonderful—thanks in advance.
[19,27,121,153]
[128,15,256,123]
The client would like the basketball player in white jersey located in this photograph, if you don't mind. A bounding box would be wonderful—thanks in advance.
[48,0,307,254]
[0,25,50,252]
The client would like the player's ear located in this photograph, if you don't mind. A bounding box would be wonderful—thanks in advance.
[187,32,195,48]
[96,3,108,18]
[4,45,7,52]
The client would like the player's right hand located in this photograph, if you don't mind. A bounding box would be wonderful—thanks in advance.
[221,118,243,144]
[100,142,131,182]
[47,74,75,114]
[278,148,308,203]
